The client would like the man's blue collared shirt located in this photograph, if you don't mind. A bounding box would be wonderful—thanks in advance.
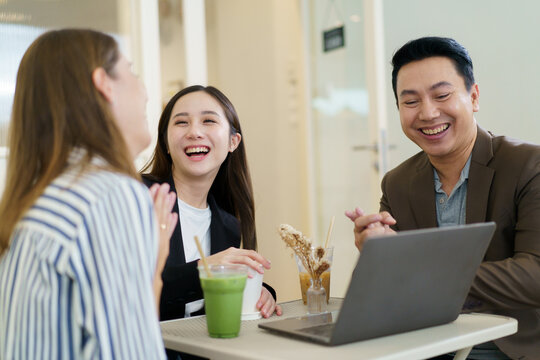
[434,155,472,227]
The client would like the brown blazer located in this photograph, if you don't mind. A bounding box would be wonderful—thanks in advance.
[380,126,540,359]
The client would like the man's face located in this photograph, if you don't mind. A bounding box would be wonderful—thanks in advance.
[396,56,479,162]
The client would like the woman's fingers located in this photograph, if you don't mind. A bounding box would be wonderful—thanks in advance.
[166,212,178,239]
[204,248,271,274]
[149,183,159,198]
[224,248,270,272]
[154,183,169,208]
[235,248,270,269]
[150,183,177,234]
[257,288,276,318]
[256,289,269,309]
[261,301,273,318]
[149,183,177,274]
[230,254,265,273]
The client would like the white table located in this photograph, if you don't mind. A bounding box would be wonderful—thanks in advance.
[160,298,517,360]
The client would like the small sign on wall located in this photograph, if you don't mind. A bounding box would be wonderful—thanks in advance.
[323,26,345,52]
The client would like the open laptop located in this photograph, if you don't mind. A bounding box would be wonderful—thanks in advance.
[259,222,496,346]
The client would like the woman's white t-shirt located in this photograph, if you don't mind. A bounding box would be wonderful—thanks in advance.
[177,197,211,317]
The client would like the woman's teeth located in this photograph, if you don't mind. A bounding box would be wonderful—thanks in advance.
[185,147,209,156]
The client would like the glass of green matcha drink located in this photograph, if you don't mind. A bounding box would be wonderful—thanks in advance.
[198,264,248,338]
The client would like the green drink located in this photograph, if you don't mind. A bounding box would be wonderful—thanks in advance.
[199,265,248,338]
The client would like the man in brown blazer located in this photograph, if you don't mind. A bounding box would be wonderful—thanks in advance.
[347,37,540,359]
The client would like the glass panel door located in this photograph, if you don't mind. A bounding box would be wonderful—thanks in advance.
[306,0,381,297]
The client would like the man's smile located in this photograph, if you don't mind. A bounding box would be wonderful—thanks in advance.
[419,123,450,136]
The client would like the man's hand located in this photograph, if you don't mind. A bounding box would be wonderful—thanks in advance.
[345,207,396,251]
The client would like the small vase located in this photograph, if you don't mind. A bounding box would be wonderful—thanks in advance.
[307,277,327,314]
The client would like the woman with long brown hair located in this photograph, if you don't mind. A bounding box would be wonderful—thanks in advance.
[142,85,282,324]
[0,29,176,359]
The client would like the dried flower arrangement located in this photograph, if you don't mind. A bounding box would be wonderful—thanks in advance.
[278,224,330,281]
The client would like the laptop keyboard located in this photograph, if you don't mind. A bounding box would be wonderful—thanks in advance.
[298,323,335,337]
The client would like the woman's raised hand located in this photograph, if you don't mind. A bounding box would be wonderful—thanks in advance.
[149,183,178,274]
[148,183,177,315]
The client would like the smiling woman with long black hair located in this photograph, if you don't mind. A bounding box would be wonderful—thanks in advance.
[142,86,282,325]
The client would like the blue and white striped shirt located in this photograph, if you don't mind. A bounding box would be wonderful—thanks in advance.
[0,159,166,359]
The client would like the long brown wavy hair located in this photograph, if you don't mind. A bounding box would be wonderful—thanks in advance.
[0,29,138,255]
[141,85,257,250]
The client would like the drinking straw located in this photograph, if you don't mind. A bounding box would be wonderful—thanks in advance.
[194,235,212,278]
[324,216,335,249]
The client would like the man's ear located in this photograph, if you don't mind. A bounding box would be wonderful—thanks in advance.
[229,133,242,152]
[92,67,113,103]
[471,83,480,112]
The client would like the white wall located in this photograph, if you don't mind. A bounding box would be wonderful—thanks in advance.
[383,0,540,169]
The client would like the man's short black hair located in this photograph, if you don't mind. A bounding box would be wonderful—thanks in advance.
[391,37,475,104]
